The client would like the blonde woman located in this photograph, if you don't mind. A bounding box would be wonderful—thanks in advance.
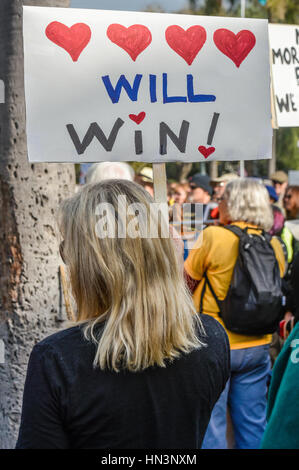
[16,180,229,449]
[184,178,287,449]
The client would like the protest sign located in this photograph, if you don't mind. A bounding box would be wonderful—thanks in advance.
[269,24,299,128]
[288,170,299,185]
[23,6,272,163]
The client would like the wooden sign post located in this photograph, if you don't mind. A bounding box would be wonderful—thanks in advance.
[153,162,170,237]
[153,163,167,203]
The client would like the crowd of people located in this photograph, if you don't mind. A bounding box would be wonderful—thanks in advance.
[15,162,299,449]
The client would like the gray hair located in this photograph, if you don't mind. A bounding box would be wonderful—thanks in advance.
[224,178,273,231]
[85,162,135,184]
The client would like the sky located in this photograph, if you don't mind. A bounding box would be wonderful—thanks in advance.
[70,0,189,13]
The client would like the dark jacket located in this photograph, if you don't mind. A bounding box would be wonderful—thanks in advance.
[16,314,230,449]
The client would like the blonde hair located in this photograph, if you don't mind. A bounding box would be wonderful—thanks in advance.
[224,178,273,231]
[58,179,204,372]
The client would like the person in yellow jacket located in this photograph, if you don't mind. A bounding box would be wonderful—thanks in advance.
[184,178,286,449]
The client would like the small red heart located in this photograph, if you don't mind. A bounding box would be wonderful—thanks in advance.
[129,112,146,124]
[165,25,207,65]
[198,146,215,159]
[107,24,152,61]
[213,29,256,68]
[45,22,91,62]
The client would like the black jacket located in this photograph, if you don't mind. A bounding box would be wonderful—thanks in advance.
[16,314,230,449]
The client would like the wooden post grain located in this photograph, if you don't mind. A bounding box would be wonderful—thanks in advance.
[153,163,167,203]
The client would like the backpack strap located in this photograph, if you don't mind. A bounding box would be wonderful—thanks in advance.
[223,224,257,238]
[199,276,207,314]
[199,226,244,315]
[272,235,289,277]
[199,272,222,316]
[224,224,270,240]
[223,224,274,246]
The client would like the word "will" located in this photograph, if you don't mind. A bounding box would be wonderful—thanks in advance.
[101,73,216,104]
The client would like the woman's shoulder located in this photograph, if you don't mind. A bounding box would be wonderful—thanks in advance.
[196,314,230,356]
[193,314,230,382]
[199,225,237,249]
[203,224,236,238]
[200,314,229,340]
[34,325,86,354]
[28,324,96,376]
[203,224,227,233]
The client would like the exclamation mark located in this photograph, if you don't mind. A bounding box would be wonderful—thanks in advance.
[207,112,220,146]
[198,113,220,158]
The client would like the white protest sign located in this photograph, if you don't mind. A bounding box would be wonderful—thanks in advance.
[23,6,272,163]
[288,170,299,185]
[269,24,299,128]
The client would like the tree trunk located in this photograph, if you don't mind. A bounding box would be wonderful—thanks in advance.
[0,0,74,449]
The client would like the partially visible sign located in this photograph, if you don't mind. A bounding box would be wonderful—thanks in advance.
[23,6,272,163]
[288,170,299,185]
[269,24,299,127]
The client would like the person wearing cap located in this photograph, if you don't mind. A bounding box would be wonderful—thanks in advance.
[210,173,239,203]
[270,171,288,211]
[136,166,154,197]
[188,174,218,226]
[189,174,212,204]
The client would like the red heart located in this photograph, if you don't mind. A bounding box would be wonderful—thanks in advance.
[198,146,215,159]
[213,29,256,68]
[165,25,207,65]
[129,112,146,124]
[107,24,152,61]
[45,22,91,62]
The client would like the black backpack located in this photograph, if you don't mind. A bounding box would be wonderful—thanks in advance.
[200,225,283,335]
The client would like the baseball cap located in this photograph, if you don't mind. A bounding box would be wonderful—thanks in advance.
[189,173,212,196]
[270,171,288,184]
[139,166,153,183]
[211,172,239,184]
